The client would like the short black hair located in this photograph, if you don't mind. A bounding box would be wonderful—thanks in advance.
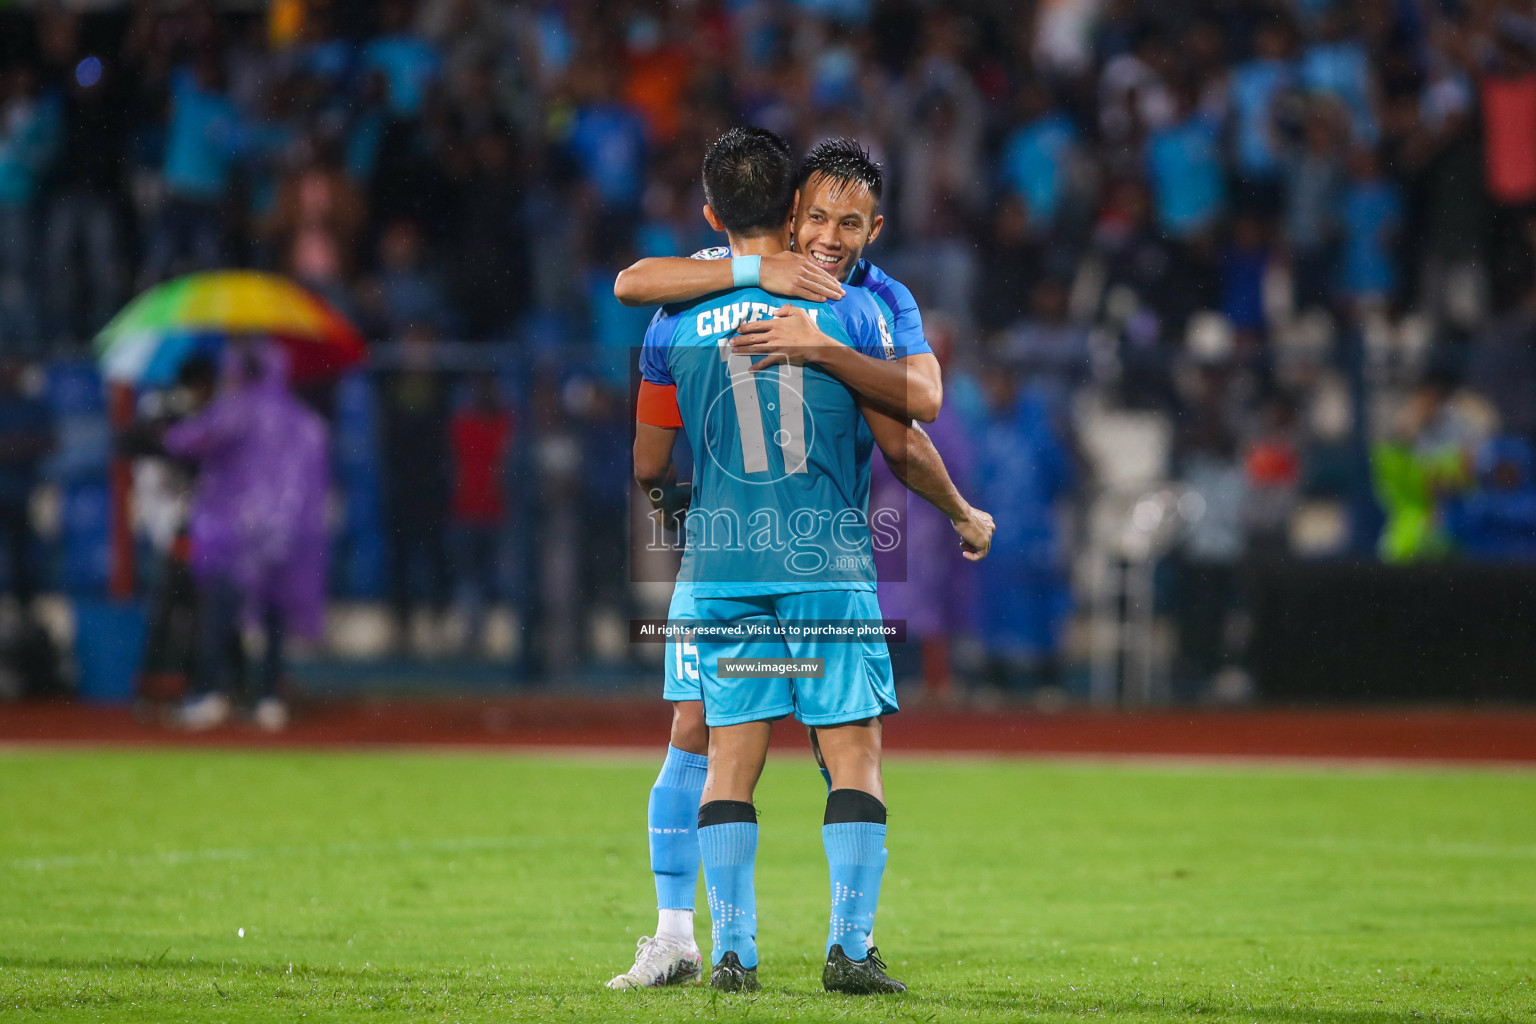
[701,127,796,236]
[798,137,883,202]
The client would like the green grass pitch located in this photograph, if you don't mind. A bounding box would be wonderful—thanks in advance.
[1,748,1532,1023]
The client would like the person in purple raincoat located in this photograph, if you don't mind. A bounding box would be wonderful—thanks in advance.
[163,341,328,731]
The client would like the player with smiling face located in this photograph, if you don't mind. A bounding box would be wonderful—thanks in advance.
[610,128,992,995]
[615,138,943,426]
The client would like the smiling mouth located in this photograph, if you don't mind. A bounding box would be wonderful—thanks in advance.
[810,251,843,268]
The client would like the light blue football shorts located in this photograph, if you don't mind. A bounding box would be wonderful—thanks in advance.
[661,585,898,727]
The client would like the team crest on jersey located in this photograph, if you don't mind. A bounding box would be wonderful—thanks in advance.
[877,314,896,360]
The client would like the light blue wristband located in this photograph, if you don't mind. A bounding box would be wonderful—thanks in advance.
[731,255,761,288]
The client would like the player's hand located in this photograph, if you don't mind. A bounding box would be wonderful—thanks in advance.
[647,482,692,531]
[732,305,838,372]
[759,251,845,303]
[952,504,995,561]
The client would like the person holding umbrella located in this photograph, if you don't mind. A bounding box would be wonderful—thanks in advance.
[95,270,363,725]
[163,341,329,731]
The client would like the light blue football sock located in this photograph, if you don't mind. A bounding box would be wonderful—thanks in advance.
[699,821,759,967]
[823,821,888,961]
[648,746,707,912]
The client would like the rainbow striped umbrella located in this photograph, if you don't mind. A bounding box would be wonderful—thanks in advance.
[95,271,366,386]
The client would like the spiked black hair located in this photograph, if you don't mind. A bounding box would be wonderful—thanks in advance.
[797,138,883,203]
[701,127,797,235]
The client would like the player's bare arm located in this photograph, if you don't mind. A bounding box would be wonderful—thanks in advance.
[733,306,943,422]
[614,251,845,307]
[633,423,688,524]
[859,398,995,560]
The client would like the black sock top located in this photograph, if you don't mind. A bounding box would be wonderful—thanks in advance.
[698,799,757,828]
[824,787,887,825]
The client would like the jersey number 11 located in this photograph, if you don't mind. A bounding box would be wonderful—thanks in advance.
[721,344,807,475]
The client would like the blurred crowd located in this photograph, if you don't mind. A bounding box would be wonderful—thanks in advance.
[4,0,1536,700]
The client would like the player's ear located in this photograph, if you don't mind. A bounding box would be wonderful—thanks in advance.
[702,204,726,232]
[866,213,884,245]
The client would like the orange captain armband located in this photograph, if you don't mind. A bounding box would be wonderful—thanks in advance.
[636,380,684,428]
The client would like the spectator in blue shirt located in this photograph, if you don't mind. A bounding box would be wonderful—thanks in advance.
[1299,10,1378,145]
[0,66,62,348]
[141,56,240,285]
[1001,277,1090,421]
[160,59,240,207]
[360,218,456,338]
[344,72,390,185]
[296,7,357,100]
[587,223,654,389]
[361,0,442,121]
[999,80,1077,232]
[1282,102,1346,309]
[1146,81,1225,240]
[1229,18,1296,211]
[0,66,62,210]
[1338,146,1402,303]
[971,365,1075,695]
[1221,212,1272,340]
[563,65,647,217]
[1448,437,1536,561]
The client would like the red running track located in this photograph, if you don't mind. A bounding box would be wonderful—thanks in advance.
[2,699,1535,764]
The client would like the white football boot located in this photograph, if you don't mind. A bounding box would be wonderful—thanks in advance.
[605,935,703,990]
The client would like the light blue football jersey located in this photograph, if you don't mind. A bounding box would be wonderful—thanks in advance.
[845,258,933,362]
[640,285,889,597]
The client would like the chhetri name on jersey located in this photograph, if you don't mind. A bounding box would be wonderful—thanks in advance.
[695,301,820,337]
